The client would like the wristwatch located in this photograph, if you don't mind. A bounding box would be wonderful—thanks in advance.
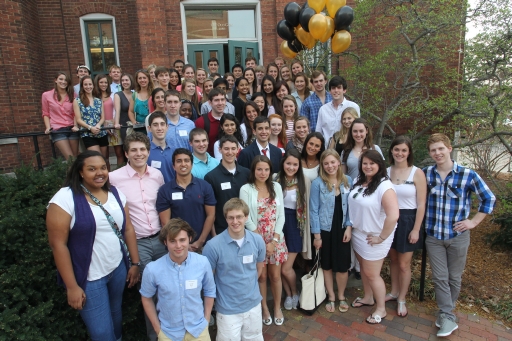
[131,262,141,267]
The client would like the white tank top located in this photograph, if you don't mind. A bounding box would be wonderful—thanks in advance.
[387,166,418,209]
[283,189,297,209]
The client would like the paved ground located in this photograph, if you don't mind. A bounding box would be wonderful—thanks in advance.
[258,285,512,341]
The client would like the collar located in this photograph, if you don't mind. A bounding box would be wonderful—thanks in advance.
[329,98,346,109]
[150,140,169,150]
[167,253,189,268]
[432,159,459,175]
[208,111,223,122]
[193,153,212,165]
[221,229,248,245]
[220,161,238,175]
[256,140,269,152]
[166,114,182,126]
[125,163,149,178]
[171,175,197,189]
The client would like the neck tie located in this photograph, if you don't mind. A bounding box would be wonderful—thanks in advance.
[117,84,121,92]
[262,148,267,156]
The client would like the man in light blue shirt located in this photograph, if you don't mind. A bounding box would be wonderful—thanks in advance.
[140,218,216,341]
[189,128,220,179]
[147,111,176,183]
[203,198,265,340]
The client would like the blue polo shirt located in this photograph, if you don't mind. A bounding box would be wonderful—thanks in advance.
[140,252,216,341]
[202,229,265,315]
[191,153,220,179]
[156,176,216,241]
[147,141,175,183]
[148,115,195,151]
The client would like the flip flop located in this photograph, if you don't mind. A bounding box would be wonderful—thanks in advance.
[385,293,398,302]
[351,297,375,308]
[338,299,349,313]
[397,301,408,317]
[366,313,386,324]
[325,301,335,313]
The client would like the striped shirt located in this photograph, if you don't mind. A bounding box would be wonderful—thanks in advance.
[423,161,496,240]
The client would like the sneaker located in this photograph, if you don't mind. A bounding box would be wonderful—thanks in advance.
[437,318,458,337]
[292,294,300,309]
[435,315,442,328]
[284,296,293,310]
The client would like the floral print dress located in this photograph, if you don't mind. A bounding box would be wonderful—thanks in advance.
[76,97,107,139]
[257,197,288,265]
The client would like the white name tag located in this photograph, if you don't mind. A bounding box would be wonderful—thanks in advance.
[172,192,183,200]
[221,182,231,190]
[151,160,161,168]
[179,130,188,137]
[185,280,197,289]
[243,254,253,264]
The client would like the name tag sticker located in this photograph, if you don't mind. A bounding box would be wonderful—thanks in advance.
[185,280,197,289]
[151,160,161,168]
[221,182,231,190]
[243,254,254,264]
[179,130,188,137]
[172,192,183,200]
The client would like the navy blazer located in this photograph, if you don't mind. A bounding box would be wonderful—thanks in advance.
[238,141,282,173]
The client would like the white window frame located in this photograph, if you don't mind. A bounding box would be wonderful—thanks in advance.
[79,13,120,69]
[180,0,263,64]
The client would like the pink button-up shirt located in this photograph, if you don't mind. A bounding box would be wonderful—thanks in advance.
[41,90,74,129]
[109,164,165,239]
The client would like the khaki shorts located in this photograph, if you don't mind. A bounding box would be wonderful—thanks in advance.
[158,326,210,341]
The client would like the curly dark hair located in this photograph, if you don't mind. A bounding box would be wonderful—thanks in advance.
[354,150,389,196]
[64,150,110,194]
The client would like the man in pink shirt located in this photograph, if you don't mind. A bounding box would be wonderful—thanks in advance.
[109,132,165,341]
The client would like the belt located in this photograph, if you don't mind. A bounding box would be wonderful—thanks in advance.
[140,231,160,240]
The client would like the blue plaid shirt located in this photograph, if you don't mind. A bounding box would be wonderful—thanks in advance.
[300,91,332,132]
[423,161,496,240]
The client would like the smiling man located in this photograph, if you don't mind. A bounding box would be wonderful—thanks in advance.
[109,132,166,341]
[141,218,216,341]
[195,88,227,154]
[203,199,265,340]
[189,128,219,179]
[156,148,216,252]
[147,112,175,183]
[204,135,250,235]
[300,70,332,132]
[237,116,282,172]
[316,76,360,142]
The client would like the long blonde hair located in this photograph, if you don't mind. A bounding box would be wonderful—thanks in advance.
[318,149,349,191]
[333,107,358,144]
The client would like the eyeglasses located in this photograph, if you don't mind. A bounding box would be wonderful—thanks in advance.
[352,187,363,199]
[226,215,246,222]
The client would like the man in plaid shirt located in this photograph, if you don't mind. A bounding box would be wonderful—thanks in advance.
[423,133,496,337]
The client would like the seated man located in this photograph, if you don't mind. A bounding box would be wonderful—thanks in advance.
[203,199,265,340]
[141,218,215,341]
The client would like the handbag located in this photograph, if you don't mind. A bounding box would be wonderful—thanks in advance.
[298,250,326,315]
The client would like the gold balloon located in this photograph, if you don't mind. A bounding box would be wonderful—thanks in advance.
[309,14,328,40]
[308,0,326,13]
[280,40,297,59]
[331,30,351,53]
[296,27,315,49]
[319,16,335,43]
[326,0,346,18]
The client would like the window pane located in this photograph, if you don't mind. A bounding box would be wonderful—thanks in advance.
[100,23,114,47]
[85,20,117,74]
[246,48,253,59]
[87,23,100,48]
[234,47,242,65]
[185,9,256,40]
[209,51,218,59]
[195,51,203,70]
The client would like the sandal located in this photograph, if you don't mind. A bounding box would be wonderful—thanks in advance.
[262,315,272,326]
[385,293,398,302]
[397,300,408,317]
[274,309,284,326]
[325,300,335,313]
[351,297,375,308]
[338,299,349,313]
[366,313,386,324]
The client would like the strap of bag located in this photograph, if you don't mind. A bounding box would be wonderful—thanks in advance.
[81,184,131,262]
[202,113,210,135]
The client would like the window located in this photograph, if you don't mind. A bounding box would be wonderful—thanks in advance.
[185,9,256,40]
[80,14,119,76]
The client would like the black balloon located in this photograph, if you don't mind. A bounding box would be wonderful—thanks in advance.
[277,20,296,41]
[334,6,354,31]
[284,2,301,27]
[299,7,316,32]
[288,38,304,53]
[338,25,351,32]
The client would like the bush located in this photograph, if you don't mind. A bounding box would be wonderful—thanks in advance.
[486,182,512,250]
[0,160,145,340]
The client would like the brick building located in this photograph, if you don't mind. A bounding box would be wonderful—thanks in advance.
[0,0,461,172]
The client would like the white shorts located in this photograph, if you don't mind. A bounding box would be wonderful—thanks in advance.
[352,228,394,261]
[216,303,264,341]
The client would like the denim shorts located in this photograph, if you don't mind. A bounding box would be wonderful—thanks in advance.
[51,126,80,143]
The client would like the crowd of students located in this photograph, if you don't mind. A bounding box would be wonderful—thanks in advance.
[45,57,496,341]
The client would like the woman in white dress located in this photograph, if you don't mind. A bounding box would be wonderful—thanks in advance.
[348,150,399,324]
[300,132,325,182]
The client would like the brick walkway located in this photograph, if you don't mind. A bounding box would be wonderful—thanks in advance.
[261,287,512,341]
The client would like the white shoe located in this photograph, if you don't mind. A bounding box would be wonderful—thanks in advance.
[292,294,300,309]
[284,296,293,310]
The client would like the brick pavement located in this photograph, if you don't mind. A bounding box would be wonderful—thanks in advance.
[259,287,512,341]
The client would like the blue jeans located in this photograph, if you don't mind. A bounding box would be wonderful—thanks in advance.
[79,261,127,341]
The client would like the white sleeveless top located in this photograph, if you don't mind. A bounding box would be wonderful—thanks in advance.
[387,166,418,209]
[283,189,297,209]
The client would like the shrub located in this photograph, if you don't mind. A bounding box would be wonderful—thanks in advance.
[0,160,145,340]
[486,182,512,250]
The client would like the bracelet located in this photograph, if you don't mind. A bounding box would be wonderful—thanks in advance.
[378,235,384,241]
[272,237,279,243]
[314,238,322,241]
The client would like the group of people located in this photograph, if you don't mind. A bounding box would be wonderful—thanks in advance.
[45,57,496,341]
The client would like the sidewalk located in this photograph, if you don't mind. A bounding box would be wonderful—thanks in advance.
[261,286,512,341]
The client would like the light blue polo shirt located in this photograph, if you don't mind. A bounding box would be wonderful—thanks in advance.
[202,229,265,315]
[191,153,220,179]
[147,141,175,183]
